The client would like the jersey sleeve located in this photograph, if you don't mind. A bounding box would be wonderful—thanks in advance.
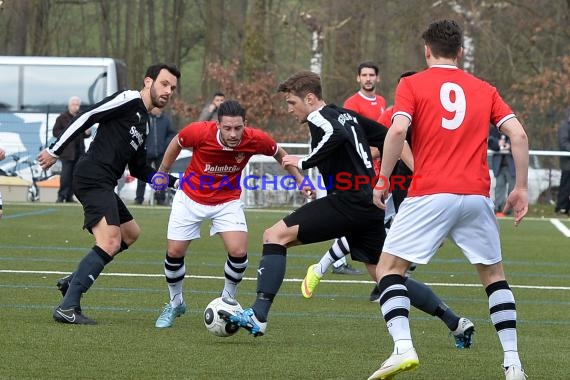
[251,128,278,156]
[177,121,208,149]
[489,85,516,128]
[298,110,349,170]
[377,107,393,128]
[392,78,415,124]
[49,91,137,156]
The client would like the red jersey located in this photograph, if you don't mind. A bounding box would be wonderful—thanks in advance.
[177,121,278,205]
[377,106,393,128]
[343,91,387,121]
[392,65,515,197]
[344,91,387,175]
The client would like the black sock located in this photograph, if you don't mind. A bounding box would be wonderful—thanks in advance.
[60,246,112,310]
[63,242,127,284]
[117,240,129,253]
[406,277,460,331]
[251,244,287,322]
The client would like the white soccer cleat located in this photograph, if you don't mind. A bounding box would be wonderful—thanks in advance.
[368,347,419,380]
[505,365,528,380]
[452,317,475,348]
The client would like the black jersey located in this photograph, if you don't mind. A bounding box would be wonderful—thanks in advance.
[48,91,156,187]
[299,104,387,199]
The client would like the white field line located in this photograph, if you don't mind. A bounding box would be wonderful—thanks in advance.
[550,218,570,237]
[1,269,569,291]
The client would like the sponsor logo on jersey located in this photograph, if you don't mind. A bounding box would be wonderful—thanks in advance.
[204,163,241,175]
[129,126,144,150]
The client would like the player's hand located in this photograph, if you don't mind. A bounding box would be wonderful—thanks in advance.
[300,186,316,199]
[503,188,528,226]
[373,176,390,209]
[37,149,57,170]
[0,147,6,161]
[281,155,300,169]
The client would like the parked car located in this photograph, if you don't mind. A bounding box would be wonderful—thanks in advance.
[489,153,561,205]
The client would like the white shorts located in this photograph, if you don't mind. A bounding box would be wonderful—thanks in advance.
[383,194,502,265]
[167,191,248,241]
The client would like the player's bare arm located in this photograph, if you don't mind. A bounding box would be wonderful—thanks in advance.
[281,154,301,170]
[400,141,414,171]
[277,149,314,199]
[158,134,183,173]
[498,118,529,225]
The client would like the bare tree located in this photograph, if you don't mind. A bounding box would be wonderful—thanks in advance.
[0,0,32,55]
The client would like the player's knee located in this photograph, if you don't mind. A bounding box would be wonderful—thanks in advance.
[227,248,247,258]
[262,222,293,245]
[122,224,141,245]
[98,238,122,255]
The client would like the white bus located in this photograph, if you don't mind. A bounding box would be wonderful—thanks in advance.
[0,56,127,173]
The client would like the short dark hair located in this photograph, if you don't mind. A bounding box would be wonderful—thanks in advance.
[217,100,246,121]
[144,64,181,82]
[399,71,416,80]
[357,61,379,75]
[421,19,463,59]
[277,71,322,100]
[213,92,225,98]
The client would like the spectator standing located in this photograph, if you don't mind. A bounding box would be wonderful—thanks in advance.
[488,126,515,216]
[198,92,225,121]
[555,110,570,215]
[135,107,176,205]
[52,96,89,203]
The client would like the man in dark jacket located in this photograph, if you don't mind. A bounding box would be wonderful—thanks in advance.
[135,107,175,205]
[488,125,516,215]
[52,96,90,203]
[555,110,570,215]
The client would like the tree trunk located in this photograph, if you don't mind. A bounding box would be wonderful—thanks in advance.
[0,0,32,55]
[201,0,224,97]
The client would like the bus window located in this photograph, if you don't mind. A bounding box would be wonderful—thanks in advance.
[0,57,126,178]
[0,65,19,111]
[21,65,109,112]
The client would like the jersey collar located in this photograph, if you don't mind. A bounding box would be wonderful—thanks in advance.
[430,64,459,69]
[357,91,377,101]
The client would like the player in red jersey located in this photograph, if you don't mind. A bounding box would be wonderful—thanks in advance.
[344,61,387,120]
[369,20,529,380]
[153,100,306,328]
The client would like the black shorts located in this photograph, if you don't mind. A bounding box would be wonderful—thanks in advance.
[73,177,133,232]
[283,192,385,264]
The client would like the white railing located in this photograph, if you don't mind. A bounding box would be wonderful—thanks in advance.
[123,145,569,207]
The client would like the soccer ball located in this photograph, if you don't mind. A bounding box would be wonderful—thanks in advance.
[203,297,242,337]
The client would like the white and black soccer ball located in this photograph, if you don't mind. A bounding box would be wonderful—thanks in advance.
[203,297,242,337]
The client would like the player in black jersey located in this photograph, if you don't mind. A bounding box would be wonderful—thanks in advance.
[220,71,411,336]
[37,63,180,325]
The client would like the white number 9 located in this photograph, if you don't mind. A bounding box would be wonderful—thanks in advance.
[440,82,466,130]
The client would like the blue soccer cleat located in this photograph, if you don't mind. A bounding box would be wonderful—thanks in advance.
[219,307,267,337]
[155,302,187,328]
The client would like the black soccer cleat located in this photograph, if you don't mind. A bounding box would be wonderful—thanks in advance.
[53,306,96,325]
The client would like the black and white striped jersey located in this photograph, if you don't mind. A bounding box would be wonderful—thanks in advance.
[48,90,156,187]
[299,104,387,198]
